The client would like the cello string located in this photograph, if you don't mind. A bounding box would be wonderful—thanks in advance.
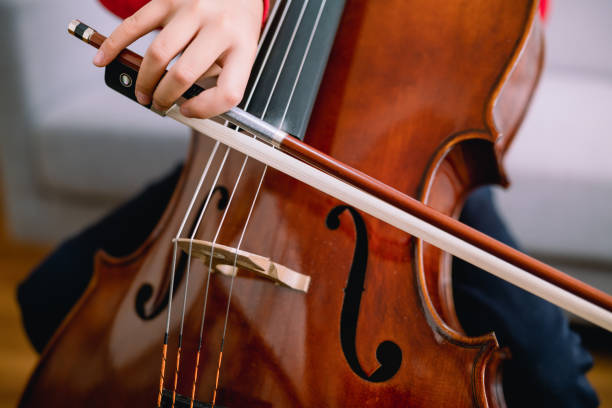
[259,0,310,120]
[157,139,220,408]
[170,146,230,407]
[217,0,327,346]
[162,0,293,405]
[187,0,290,354]
[192,0,294,260]
[195,0,311,402]
[210,164,267,407]
[170,144,231,408]
[187,152,250,407]
[173,0,321,400]
[211,0,328,405]
[166,0,283,349]
[162,0,291,392]
[280,0,327,129]
[255,0,283,66]
[187,0,294,337]
[160,0,287,401]
[239,0,291,113]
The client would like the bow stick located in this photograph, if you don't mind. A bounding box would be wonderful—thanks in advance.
[68,20,612,332]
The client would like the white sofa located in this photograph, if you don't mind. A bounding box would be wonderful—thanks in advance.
[494,0,612,294]
[0,0,189,243]
[0,0,610,293]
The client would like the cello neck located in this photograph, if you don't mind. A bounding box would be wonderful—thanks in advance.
[242,0,346,140]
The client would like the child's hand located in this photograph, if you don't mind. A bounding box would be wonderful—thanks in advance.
[93,0,263,118]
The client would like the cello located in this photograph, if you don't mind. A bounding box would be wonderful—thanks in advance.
[19,0,612,406]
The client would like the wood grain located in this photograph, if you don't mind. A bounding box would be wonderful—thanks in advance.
[19,1,542,406]
[13,0,612,406]
[1,196,611,405]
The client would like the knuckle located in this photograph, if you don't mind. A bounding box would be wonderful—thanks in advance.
[123,14,140,31]
[152,94,171,110]
[134,82,151,95]
[148,43,171,64]
[172,66,197,87]
[166,0,181,9]
[188,0,206,15]
[221,86,243,107]
[183,103,205,118]
[103,34,120,52]
[215,11,234,34]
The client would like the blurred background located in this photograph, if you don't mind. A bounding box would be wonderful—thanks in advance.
[0,0,610,406]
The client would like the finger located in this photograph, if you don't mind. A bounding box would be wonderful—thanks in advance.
[152,28,228,111]
[192,63,222,91]
[136,11,201,106]
[94,1,170,67]
[201,63,223,79]
[179,45,255,118]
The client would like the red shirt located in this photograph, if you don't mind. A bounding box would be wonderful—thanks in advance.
[99,0,546,23]
[99,0,270,23]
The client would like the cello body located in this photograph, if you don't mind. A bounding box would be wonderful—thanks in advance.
[20,0,543,406]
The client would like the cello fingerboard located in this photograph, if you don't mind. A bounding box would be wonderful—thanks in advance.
[241,0,346,140]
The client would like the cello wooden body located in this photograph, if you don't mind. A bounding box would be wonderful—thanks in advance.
[20,0,543,406]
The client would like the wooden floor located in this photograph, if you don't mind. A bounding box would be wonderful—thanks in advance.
[591,353,612,407]
[0,206,611,406]
[0,215,49,408]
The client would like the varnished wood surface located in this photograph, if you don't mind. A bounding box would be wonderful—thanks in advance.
[1,193,611,405]
[14,0,612,406]
[76,17,612,314]
[20,1,539,406]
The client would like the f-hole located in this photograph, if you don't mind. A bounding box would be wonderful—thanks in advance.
[135,185,229,320]
[326,205,402,382]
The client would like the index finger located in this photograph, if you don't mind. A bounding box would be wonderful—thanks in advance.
[93,1,170,67]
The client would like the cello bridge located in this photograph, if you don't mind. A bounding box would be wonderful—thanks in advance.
[175,238,310,293]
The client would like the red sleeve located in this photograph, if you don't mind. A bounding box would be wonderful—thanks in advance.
[100,0,270,23]
[539,0,550,22]
[99,0,148,19]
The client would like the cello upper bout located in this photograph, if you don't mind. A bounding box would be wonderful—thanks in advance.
[416,2,544,407]
[489,12,545,167]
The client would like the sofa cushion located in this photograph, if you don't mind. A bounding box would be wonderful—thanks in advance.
[32,83,189,200]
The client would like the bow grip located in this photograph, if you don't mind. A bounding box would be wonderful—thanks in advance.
[104,59,204,114]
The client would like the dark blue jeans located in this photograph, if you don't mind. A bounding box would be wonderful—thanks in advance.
[453,187,598,407]
[17,167,598,407]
